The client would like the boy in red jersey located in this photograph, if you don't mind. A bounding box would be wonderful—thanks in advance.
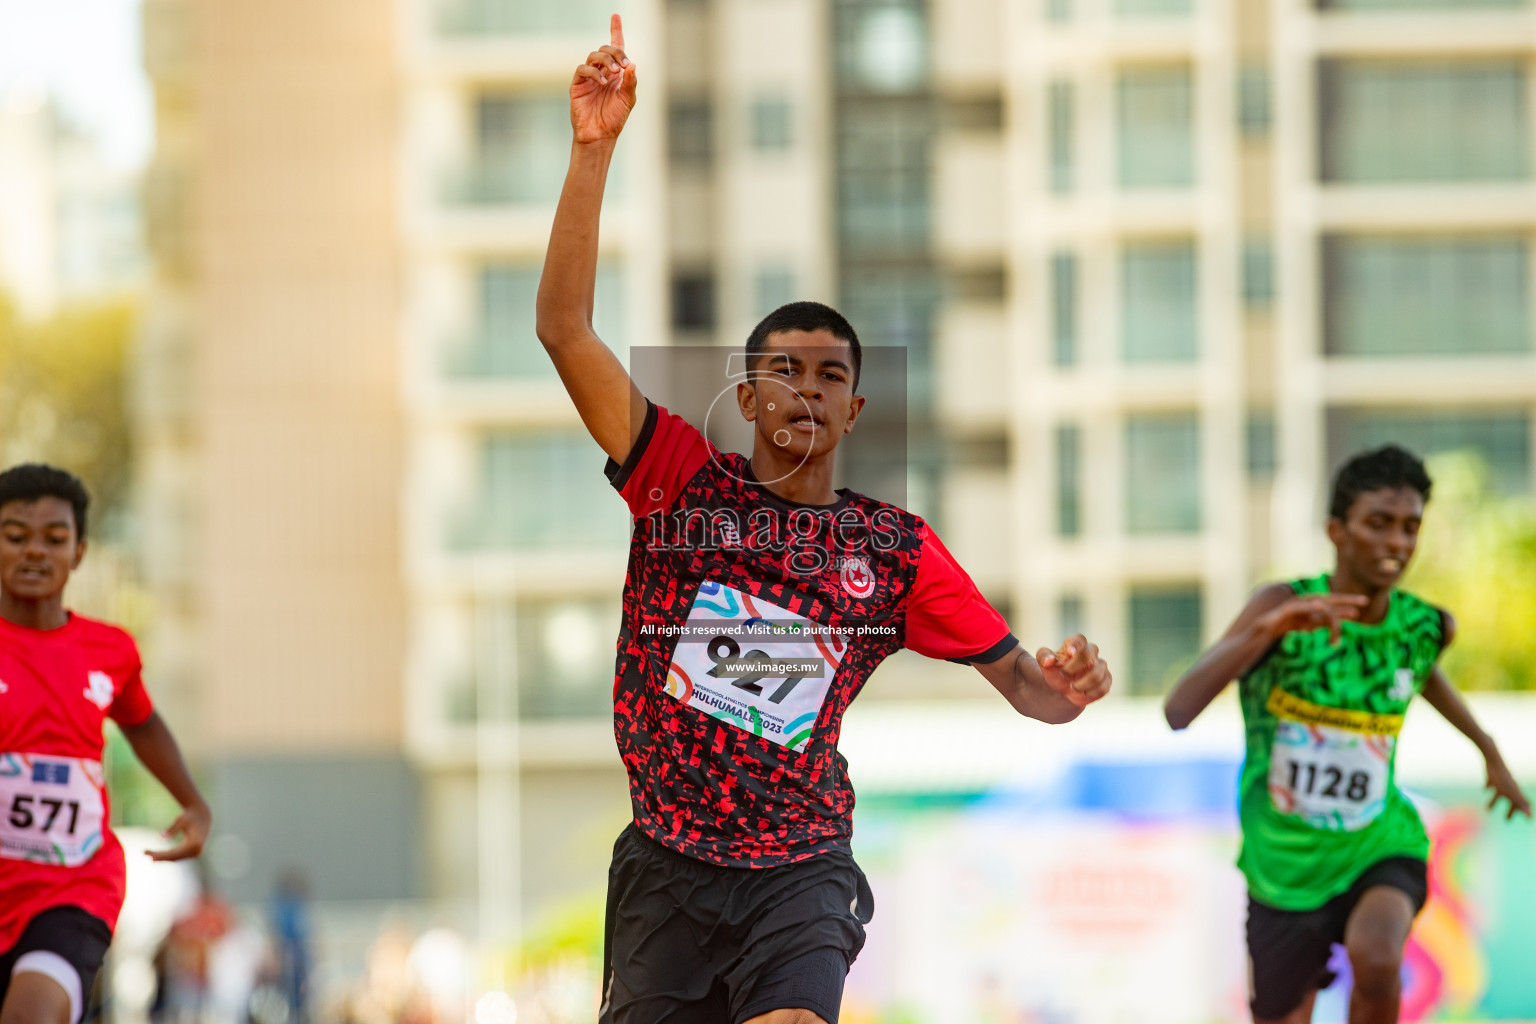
[0,464,211,1024]
[537,18,1113,1024]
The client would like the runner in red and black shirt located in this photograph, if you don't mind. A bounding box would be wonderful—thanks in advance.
[538,19,1112,1024]
[0,465,211,1024]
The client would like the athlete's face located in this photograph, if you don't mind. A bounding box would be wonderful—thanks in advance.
[0,497,84,604]
[737,330,865,462]
[1327,486,1424,591]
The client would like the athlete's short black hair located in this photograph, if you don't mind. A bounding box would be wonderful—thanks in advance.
[745,301,862,392]
[0,463,91,541]
[1329,445,1432,522]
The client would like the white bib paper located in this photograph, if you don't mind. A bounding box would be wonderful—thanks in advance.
[0,753,107,867]
[1268,722,1394,833]
[664,581,847,751]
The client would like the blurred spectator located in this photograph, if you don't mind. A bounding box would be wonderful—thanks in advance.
[268,870,313,1024]
[154,881,235,1024]
[405,928,469,1024]
[343,923,416,1024]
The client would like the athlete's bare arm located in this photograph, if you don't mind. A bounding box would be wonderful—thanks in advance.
[535,14,648,465]
[118,710,212,861]
[1163,584,1369,730]
[1417,615,1532,820]
[975,636,1111,725]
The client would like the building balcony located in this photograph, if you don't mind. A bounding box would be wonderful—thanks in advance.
[1311,8,1536,58]
[440,154,565,207]
[1029,5,1213,64]
[410,158,631,249]
[432,0,613,39]
[1313,182,1536,230]
[403,0,609,78]
[1319,354,1536,405]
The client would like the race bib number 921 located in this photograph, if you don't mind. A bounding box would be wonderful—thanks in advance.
[664,582,847,751]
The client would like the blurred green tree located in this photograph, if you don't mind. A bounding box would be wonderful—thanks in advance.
[1405,450,1536,691]
[0,293,139,537]
[0,294,164,825]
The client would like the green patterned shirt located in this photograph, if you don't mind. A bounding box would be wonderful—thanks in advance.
[1236,574,1448,910]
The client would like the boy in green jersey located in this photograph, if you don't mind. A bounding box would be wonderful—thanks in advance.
[1164,445,1530,1024]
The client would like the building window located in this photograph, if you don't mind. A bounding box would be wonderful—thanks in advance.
[1318,0,1522,10]
[1243,237,1274,310]
[1128,585,1203,696]
[1117,66,1195,188]
[1323,235,1529,357]
[1122,240,1198,362]
[836,99,933,254]
[1247,411,1277,479]
[1057,424,1082,537]
[1059,594,1085,639]
[1051,252,1078,366]
[837,0,928,94]
[1115,0,1192,14]
[1319,60,1528,183]
[517,597,621,719]
[1239,64,1271,138]
[1048,80,1074,194]
[841,268,940,361]
[1126,413,1201,533]
[456,90,573,205]
[754,267,796,318]
[451,432,628,551]
[841,267,940,406]
[436,0,615,35]
[474,264,544,376]
[751,95,794,151]
[669,98,713,166]
[449,261,624,378]
[672,273,716,332]
[1327,408,1532,494]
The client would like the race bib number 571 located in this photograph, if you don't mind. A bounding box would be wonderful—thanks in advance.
[0,753,107,867]
[1266,689,1400,833]
[664,582,847,751]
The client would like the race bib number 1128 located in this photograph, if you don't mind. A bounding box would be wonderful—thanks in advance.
[1266,689,1399,833]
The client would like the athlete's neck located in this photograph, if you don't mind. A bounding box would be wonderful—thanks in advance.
[748,444,840,506]
[1325,568,1391,625]
[0,592,69,631]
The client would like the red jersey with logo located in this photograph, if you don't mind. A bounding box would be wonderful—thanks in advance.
[606,402,1017,867]
[0,612,153,952]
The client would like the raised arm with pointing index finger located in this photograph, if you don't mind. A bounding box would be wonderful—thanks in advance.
[535,14,648,466]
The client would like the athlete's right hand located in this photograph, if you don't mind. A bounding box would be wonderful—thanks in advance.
[147,799,212,862]
[570,14,637,145]
[1259,593,1369,645]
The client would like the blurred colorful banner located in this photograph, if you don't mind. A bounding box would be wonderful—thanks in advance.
[840,761,1536,1024]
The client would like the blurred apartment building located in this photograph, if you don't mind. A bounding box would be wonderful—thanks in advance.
[1009,0,1536,702]
[136,0,1536,932]
[0,92,147,318]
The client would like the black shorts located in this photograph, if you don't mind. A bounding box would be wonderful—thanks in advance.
[1247,856,1428,1020]
[0,906,113,1024]
[599,823,874,1024]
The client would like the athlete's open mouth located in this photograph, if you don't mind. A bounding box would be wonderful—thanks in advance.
[790,415,823,429]
[1378,558,1402,574]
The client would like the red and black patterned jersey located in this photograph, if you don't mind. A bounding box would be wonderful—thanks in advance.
[605,402,1017,868]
